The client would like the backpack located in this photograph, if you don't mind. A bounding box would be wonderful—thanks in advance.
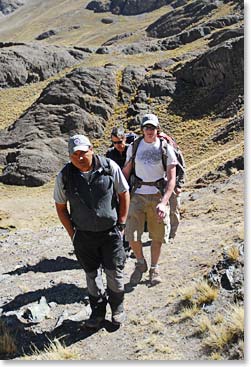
[125,132,138,145]
[129,134,186,194]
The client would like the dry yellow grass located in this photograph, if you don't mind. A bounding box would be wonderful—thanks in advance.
[195,280,219,305]
[22,338,78,360]
[0,83,47,130]
[170,304,199,323]
[177,279,218,307]
[226,245,240,262]
[203,305,244,352]
[198,314,213,333]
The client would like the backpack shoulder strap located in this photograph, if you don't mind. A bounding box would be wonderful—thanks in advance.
[97,155,112,176]
[130,136,144,166]
[159,137,168,171]
[61,162,74,190]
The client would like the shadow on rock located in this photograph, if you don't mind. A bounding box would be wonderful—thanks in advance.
[1,283,88,313]
[1,314,123,359]
[4,256,81,276]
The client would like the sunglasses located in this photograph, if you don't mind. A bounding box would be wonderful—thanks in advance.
[112,140,123,145]
[143,125,156,130]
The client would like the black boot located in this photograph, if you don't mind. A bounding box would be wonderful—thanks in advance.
[85,295,107,328]
[107,288,126,325]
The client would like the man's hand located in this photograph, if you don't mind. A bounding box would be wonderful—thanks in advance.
[156,202,167,222]
[175,187,182,195]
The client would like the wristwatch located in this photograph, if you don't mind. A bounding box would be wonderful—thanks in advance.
[117,223,126,231]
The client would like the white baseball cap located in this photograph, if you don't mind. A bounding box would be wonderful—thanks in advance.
[68,134,91,154]
[141,113,159,127]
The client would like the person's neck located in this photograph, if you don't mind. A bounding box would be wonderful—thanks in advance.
[144,136,158,144]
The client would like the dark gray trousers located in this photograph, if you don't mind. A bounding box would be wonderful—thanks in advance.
[73,226,126,316]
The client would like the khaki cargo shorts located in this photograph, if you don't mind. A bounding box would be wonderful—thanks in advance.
[125,193,170,244]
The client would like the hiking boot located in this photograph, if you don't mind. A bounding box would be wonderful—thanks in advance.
[149,268,162,286]
[130,259,148,286]
[85,316,104,329]
[112,310,126,325]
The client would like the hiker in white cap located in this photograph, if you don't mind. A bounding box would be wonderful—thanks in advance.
[123,114,177,286]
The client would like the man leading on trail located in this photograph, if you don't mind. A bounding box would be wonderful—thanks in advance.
[54,134,130,328]
[122,114,177,286]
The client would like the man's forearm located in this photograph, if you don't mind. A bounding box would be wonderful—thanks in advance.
[160,165,176,206]
[122,161,132,181]
[160,178,175,205]
[117,191,130,223]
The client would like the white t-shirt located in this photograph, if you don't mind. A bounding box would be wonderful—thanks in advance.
[126,138,177,194]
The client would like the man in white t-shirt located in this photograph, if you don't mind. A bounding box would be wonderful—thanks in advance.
[122,114,177,286]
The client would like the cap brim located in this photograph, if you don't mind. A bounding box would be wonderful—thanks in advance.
[142,120,158,127]
[72,145,90,152]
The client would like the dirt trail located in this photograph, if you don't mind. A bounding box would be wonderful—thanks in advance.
[0,172,243,360]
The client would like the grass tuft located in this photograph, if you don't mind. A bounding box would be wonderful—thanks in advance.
[226,245,240,262]
[22,338,78,360]
[203,305,244,352]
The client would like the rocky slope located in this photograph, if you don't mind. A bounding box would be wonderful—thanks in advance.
[0,169,244,360]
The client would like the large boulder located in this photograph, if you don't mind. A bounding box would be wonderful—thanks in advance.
[0,43,88,88]
[0,66,118,186]
[139,71,176,98]
[35,29,59,41]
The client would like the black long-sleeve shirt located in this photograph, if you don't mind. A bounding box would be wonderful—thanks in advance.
[106,145,129,169]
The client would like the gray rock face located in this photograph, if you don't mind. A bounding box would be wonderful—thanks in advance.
[102,32,133,46]
[207,241,244,297]
[87,0,171,15]
[195,155,244,187]
[0,0,24,15]
[119,65,146,102]
[139,71,176,98]
[0,43,88,88]
[146,0,219,38]
[86,0,110,12]
[208,27,244,48]
[173,36,244,115]
[0,66,118,186]
[211,115,244,143]
[176,36,244,89]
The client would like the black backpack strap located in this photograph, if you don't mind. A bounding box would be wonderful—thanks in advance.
[61,162,77,192]
[96,155,112,176]
[130,136,144,169]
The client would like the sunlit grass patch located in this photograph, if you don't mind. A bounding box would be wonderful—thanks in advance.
[225,245,240,262]
[195,280,219,305]
[22,338,78,360]
[170,304,199,323]
[203,305,244,352]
